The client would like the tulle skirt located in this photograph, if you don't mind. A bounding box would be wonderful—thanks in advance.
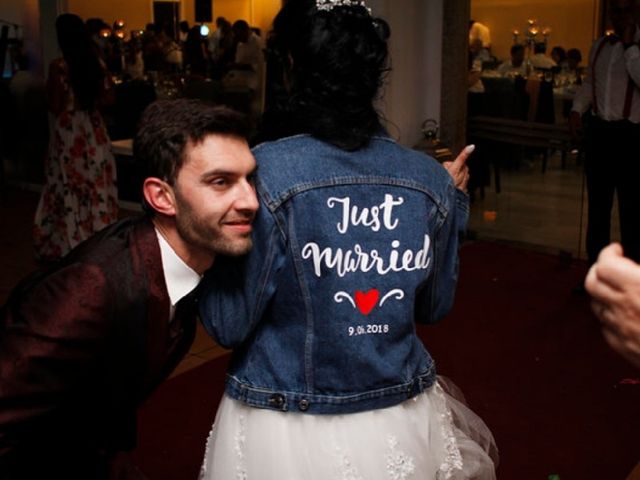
[199,377,498,479]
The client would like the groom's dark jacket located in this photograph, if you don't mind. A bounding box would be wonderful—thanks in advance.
[0,216,197,478]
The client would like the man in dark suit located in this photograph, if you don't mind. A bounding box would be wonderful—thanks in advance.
[0,99,259,479]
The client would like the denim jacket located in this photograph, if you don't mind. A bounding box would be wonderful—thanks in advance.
[200,134,468,414]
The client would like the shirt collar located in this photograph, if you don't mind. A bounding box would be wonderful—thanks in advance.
[155,228,202,307]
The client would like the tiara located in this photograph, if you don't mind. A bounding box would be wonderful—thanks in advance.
[315,0,371,14]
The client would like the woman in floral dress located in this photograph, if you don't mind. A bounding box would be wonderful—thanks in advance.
[34,13,118,261]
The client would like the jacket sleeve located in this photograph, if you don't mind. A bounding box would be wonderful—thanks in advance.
[199,198,286,349]
[0,263,112,457]
[416,184,469,324]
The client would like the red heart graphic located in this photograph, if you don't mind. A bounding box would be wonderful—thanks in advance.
[355,289,380,315]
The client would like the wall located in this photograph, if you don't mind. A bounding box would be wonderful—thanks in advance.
[67,0,153,32]
[246,0,281,36]
[371,0,443,148]
[472,0,600,62]
[64,0,279,42]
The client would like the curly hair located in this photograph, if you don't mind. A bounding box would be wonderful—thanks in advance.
[264,0,390,151]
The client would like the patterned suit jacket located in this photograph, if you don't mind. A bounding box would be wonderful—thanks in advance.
[0,216,197,478]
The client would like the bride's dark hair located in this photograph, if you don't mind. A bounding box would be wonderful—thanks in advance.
[263,0,390,151]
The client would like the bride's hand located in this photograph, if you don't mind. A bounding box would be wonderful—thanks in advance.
[443,145,474,192]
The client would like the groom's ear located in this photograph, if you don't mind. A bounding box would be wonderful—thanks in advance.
[143,177,177,216]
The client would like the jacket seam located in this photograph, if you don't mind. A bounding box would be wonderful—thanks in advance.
[225,366,435,407]
[264,177,449,218]
[287,208,316,394]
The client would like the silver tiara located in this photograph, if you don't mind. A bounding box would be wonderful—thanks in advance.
[316,0,371,14]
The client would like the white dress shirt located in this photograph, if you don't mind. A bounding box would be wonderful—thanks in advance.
[572,27,640,123]
[155,229,202,321]
[233,33,264,91]
[530,53,557,70]
[496,60,527,77]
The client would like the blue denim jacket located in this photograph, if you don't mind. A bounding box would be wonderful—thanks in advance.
[200,134,468,414]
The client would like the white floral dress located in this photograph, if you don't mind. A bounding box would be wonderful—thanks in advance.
[33,59,118,260]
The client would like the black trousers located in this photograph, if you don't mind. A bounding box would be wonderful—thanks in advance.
[584,116,640,264]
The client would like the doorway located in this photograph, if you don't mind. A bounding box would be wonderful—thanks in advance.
[153,1,180,40]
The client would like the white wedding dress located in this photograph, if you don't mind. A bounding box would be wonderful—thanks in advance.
[199,378,498,480]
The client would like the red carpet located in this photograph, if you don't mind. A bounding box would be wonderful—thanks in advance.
[132,355,230,479]
[133,241,640,479]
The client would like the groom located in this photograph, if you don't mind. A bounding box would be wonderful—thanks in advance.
[0,99,259,479]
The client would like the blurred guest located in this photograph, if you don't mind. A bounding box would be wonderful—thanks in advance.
[142,23,166,73]
[550,45,568,69]
[178,20,189,44]
[469,19,491,50]
[214,19,236,76]
[468,40,487,94]
[567,47,584,80]
[497,44,527,77]
[207,16,227,63]
[224,20,265,114]
[163,35,183,72]
[469,37,491,64]
[226,20,264,85]
[570,0,640,265]
[530,42,557,69]
[184,25,208,76]
[104,32,125,76]
[33,13,118,261]
[124,38,145,80]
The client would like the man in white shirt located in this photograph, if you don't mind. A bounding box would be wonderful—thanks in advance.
[226,20,264,91]
[207,17,227,62]
[224,20,265,115]
[529,42,557,70]
[497,44,527,77]
[570,0,640,266]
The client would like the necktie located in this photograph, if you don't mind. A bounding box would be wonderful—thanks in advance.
[161,288,198,379]
[170,287,198,338]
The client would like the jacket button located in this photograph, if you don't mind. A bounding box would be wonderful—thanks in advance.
[407,383,414,398]
[268,394,285,409]
[298,399,310,411]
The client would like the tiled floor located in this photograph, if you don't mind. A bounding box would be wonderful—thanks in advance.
[468,150,620,258]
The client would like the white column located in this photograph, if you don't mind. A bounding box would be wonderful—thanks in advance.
[370,0,443,148]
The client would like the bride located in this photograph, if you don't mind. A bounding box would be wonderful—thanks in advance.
[198,0,498,478]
